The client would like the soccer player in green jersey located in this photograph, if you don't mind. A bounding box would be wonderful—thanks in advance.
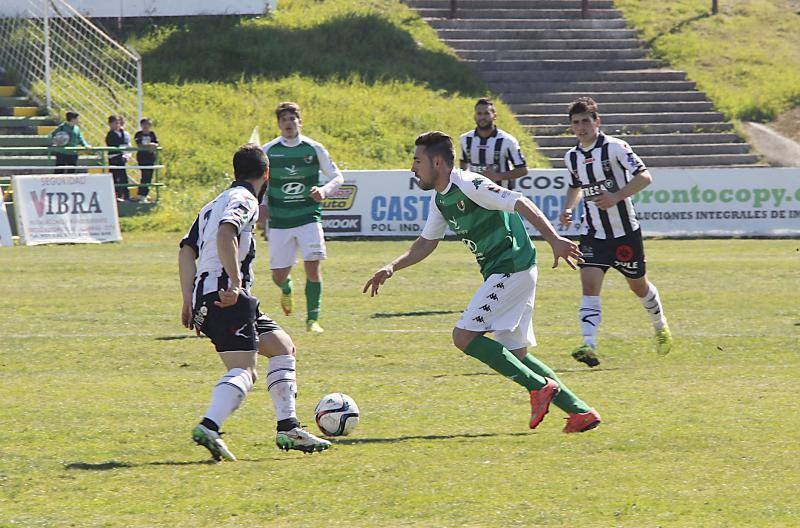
[363,131,602,433]
[259,102,344,333]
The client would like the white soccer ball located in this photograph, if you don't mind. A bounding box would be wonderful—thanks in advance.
[314,393,360,436]
[51,131,70,147]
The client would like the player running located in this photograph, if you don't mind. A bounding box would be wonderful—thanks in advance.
[559,97,672,368]
[363,131,601,433]
[259,102,344,333]
[179,143,330,461]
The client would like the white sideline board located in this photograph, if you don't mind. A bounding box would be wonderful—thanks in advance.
[0,189,13,247]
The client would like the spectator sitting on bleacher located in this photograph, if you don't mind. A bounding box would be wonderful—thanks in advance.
[133,118,159,203]
[106,115,130,201]
[50,111,91,174]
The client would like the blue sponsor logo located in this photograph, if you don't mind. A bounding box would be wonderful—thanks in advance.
[371,195,432,221]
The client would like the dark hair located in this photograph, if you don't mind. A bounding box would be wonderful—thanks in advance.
[108,115,119,124]
[140,117,152,126]
[415,131,455,168]
[66,111,79,121]
[475,97,495,109]
[568,97,599,119]
[275,101,301,121]
[233,143,268,181]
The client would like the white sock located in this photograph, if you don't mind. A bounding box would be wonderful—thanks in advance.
[640,282,667,330]
[579,295,602,348]
[266,355,298,422]
[203,368,253,428]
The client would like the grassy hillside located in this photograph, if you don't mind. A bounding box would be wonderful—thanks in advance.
[616,0,800,121]
[120,0,546,231]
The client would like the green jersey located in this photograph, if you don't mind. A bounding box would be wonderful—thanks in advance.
[50,122,89,148]
[261,134,341,229]
[421,169,536,279]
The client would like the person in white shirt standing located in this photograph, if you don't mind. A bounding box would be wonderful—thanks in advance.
[560,97,673,368]
[179,143,330,461]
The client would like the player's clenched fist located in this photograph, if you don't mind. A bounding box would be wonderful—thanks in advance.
[363,265,394,297]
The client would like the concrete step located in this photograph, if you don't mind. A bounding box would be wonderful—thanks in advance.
[518,112,725,126]
[436,28,638,39]
[444,38,644,50]
[548,154,761,168]
[416,8,624,19]
[502,91,708,104]
[0,116,56,127]
[0,146,50,156]
[0,86,16,97]
[490,81,697,93]
[0,135,51,147]
[533,133,744,148]
[0,96,31,107]
[526,122,735,135]
[511,101,714,114]
[470,59,661,71]
[0,107,41,117]
[0,155,101,167]
[407,0,616,9]
[453,49,648,61]
[539,143,751,158]
[483,69,687,82]
[429,18,628,29]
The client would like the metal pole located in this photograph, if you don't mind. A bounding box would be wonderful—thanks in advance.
[136,58,143,125]
[712,0,718,14]
[43,0,51,112]
[582,0,589,19]
[450,0,457,19]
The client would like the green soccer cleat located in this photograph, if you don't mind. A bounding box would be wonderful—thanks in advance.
[571,343,600,368]
[306,320,324,334]
[276,427,331,454]
[655,325,673,356]
[280,291,293,316]
[192,424,236,462]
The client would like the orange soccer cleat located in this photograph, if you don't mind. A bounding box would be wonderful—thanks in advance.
[563,408,602,434]
[529,378,560,429]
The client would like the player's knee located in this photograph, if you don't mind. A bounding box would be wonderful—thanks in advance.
[259,329,296,357]
[452,327,476,351]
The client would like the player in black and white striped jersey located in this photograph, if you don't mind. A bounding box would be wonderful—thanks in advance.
[459,98,528,189]
[179,143,330,460]
[559,97,672,367]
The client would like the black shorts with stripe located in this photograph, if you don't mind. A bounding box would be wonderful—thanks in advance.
[193,291,282,352]
[578,229,646,279]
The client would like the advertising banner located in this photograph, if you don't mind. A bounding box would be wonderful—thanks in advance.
[322,168,800,238]
[0,190,13,247]
[12,174,122,246]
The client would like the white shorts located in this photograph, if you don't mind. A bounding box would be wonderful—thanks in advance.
[456,266,537,351]
[268,222,327,269]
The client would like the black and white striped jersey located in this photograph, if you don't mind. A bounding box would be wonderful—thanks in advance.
[180,181,259,307]
[459,127,526,188]
[564,133,647,239]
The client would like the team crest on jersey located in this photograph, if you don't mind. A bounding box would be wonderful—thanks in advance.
[456,200,465,211]
[304,154,314,164]
[602,159,611,172]
[472,178,483,190]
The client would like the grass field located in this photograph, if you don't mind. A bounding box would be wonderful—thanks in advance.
[616,0,800,122]
[1,236,798,527]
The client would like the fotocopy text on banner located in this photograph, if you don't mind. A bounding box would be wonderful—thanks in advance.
[0,188,13,247]
[12,174,122,245]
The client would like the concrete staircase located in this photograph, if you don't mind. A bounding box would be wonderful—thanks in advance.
[405,0,760,168]
[0,80,101,176]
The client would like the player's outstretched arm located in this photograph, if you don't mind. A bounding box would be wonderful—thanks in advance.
[514,197,582,269]
[178,245,198,331]
[363,236,439,297]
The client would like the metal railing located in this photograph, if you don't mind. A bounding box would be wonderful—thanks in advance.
[0,0,142,144]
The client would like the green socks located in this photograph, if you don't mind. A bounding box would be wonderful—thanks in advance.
[519,353,591,414]
[463,336,548,392]
[274,275,292,295]
[306,280,322,322]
